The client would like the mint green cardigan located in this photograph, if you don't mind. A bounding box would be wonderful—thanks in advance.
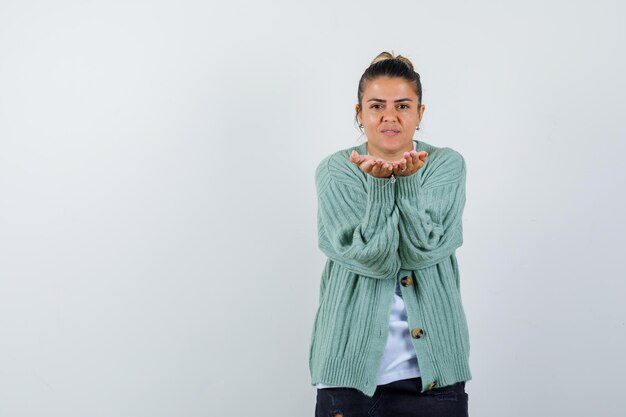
[309,140,472,397]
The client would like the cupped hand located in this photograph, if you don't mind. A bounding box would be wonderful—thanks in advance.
[349,150,396,178]
[350,150,428,178]
[392,150,428,177]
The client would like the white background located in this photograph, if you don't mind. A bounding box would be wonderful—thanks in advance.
[1,1,625,416]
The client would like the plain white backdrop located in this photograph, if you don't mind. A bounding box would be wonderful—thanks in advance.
[1,1,625,416]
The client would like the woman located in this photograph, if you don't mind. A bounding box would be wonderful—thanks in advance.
[310,52,471,417]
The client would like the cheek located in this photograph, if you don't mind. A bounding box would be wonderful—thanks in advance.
[409,113,421,124]
[366,113,381,123]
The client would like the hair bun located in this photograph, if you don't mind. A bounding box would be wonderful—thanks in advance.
[370,51,414,71]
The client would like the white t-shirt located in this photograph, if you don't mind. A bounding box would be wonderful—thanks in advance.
[375,280,421,385]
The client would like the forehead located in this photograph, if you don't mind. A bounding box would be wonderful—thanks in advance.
[362,77,418,99]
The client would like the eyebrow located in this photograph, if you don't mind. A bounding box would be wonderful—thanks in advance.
[366,98,414,103]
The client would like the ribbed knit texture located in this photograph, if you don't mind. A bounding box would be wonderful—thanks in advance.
[309,140,471,397]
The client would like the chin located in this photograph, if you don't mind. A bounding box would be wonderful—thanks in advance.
[379,138,412,151]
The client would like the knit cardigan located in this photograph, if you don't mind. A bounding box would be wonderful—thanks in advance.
[309,140,472,397]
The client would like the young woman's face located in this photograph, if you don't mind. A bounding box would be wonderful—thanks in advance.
[357,76,425,159]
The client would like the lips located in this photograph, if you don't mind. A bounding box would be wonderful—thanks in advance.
[382,129,400,136]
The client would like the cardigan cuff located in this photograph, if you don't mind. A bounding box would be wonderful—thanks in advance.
[395,172,420,199]
[367,175,396,205]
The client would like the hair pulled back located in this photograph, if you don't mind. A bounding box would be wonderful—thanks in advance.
[356,52,422,126]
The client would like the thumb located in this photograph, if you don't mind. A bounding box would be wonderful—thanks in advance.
[350,150,362,164]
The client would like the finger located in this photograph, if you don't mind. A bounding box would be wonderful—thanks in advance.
[413,157,423,171]
[405,152,415,172]
[414,151,427,169]
[383,160,395,175]
[399,158,408,174]
[350,150,364,165]
[376,166,391,178]
[360,159,377,173]
[412,151,421,166]
[370,162,382,177]
[393,158,407,175]
[375,160,393,178]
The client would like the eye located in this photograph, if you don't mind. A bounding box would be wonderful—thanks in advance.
[397,104,410,109]
[370,104,383,110]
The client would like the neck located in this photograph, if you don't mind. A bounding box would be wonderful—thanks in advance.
[367,142,414,161]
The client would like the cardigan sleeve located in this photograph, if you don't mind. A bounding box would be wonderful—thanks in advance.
[315,152,401,279]
[394,148,466,269]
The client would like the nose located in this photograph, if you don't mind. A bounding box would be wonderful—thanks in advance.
[382,107,398,122]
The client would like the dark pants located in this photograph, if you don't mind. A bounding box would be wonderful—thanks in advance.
[315,378,468,417]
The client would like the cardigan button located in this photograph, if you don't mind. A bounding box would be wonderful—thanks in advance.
[411,327,424,339]
[426,380,437,390]
[400,276,413,287]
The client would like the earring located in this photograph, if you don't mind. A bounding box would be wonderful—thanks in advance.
[359,123,363,128]
[416,125,420,131]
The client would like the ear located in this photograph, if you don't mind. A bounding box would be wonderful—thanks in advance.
[355,104,362,123]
